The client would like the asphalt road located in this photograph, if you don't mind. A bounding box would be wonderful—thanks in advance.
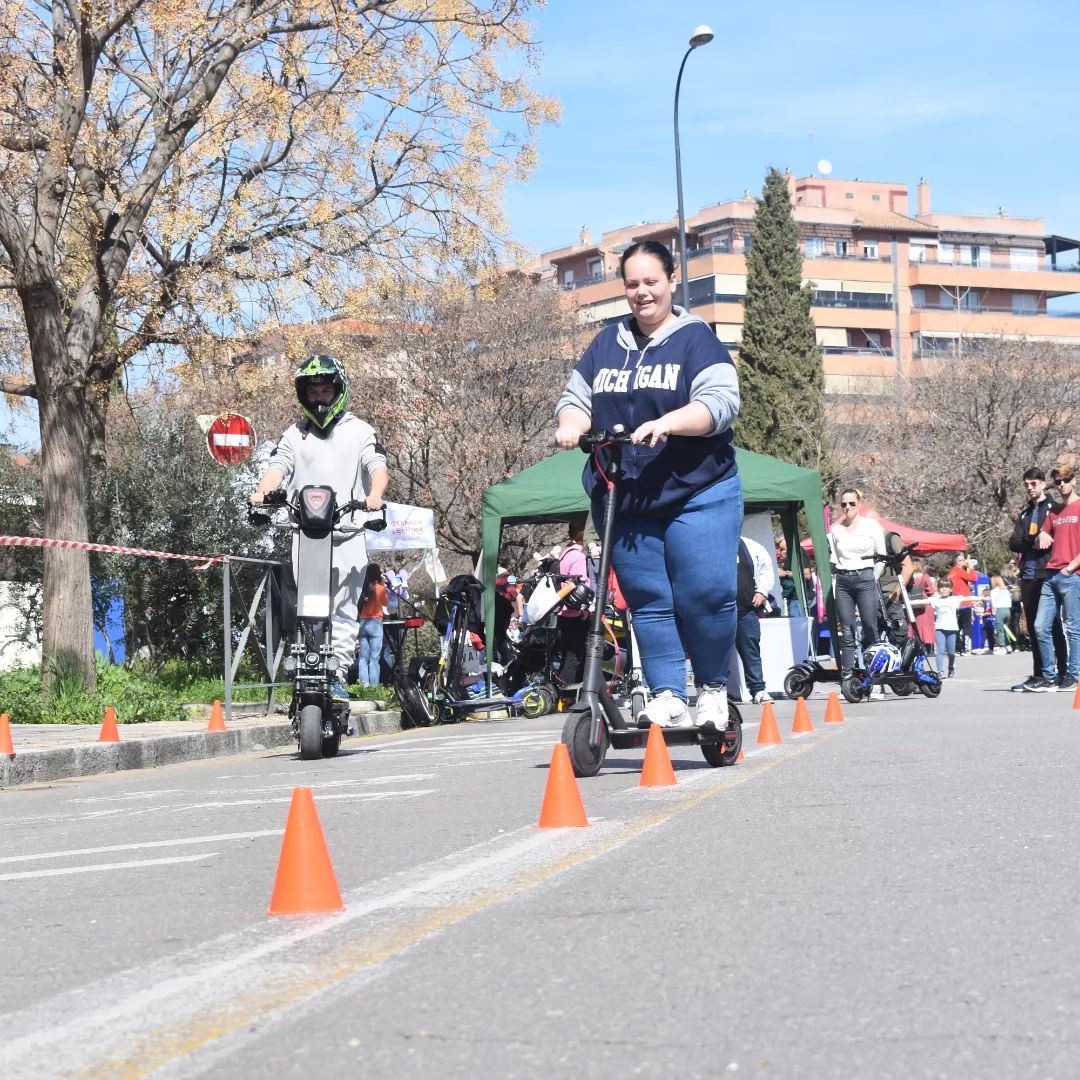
[2,652,1078,1079]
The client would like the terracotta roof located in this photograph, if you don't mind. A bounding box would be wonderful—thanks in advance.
[852,210,938,235]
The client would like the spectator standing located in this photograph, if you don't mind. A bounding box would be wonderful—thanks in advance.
[555,240,741,731]
[356,563,388,686]
[909,559,937,654]
[947,553,979,655]
[1008,466,1068,691]
[556,518,591,688]
[734,536,775,704]
[990,576,1014,653]
[1001,557,1023,649]
[828,488,886,677]
[1029,465,1080,693]
[775,534,803,617]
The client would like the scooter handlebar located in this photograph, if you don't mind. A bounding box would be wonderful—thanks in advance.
[578,427,633,452]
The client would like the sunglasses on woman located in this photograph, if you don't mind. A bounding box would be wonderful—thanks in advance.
[839,500,858,508]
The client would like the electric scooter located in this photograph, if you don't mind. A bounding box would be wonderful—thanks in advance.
[252,486,387,760]
[839,542,943,704]
[560,429,743,777]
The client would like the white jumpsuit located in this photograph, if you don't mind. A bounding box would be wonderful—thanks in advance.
[267,413,388,670]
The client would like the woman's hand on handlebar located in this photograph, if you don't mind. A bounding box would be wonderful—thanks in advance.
[631,417,671,447]
[365,495,384,511]
[555,420,589,450]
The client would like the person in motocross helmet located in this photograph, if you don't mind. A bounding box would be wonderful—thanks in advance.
[252,354,390,699]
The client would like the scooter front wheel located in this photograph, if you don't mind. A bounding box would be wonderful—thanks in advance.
[783,669,813,699]
[520,683,555,719]
[298,704,324,760]
[918,673,943,697]
[561,706,608,778]
[841,675,868,704]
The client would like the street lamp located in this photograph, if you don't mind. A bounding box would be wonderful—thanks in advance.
[674,24,714,311]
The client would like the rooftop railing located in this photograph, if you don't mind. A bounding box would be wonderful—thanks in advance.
[908,254,1059,272]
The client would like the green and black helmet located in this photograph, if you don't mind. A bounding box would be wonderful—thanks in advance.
[294,354,349,430]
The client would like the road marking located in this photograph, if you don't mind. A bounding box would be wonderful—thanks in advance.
[0,852,220,882]
[0,732,837,1079]
[0,830,282,865]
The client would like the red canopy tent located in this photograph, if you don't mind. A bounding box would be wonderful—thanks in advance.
[802,513,968,556]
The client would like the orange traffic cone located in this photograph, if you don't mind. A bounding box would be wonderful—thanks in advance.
[1073,680,1080,712]
[268,787,344,915]
[0,712,13,756]
[538,744,589,828]
[98,706,120,743]
[824,692,845,724]
[207,699,226,732]
[737,748,745,762]
[756,701,782,745]
[792,696,814,734]
[640,723,677,787]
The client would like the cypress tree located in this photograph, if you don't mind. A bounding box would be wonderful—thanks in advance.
[736,166,831,478]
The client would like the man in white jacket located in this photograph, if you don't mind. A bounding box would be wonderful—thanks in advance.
[252,355,389,699]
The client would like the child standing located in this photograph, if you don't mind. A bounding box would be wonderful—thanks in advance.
[990,575,1014,654]
[911,580,975,678]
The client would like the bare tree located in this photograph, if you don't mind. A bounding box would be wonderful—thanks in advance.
[827,339,1080,549]
[0,0,555,686]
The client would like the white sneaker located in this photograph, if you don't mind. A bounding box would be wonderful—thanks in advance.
[637,690,693,728]
[869,684,885,700]
[751,690,772,705]
[695,686,729,731]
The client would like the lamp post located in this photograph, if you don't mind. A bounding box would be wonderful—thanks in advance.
[674,24,714,312]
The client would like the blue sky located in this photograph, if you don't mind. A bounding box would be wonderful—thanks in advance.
[503,0,1080,257]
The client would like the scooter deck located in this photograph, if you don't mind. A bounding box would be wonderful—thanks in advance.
[608,725,730,751]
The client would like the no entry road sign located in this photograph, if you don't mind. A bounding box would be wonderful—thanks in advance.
[206,413,256,465]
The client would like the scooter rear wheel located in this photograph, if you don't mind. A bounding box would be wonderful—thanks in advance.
[561,706,608,778]
[918,674,943,697]
[298,704,323,760]
[701,704,743,767]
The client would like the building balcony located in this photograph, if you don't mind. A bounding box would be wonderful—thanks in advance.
[908,260,1080,296]
[911,306,1080,339]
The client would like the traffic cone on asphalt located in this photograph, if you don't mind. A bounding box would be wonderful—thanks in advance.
[207,699,226,732]
[792,696,814,734]
[538,744,589,828]
[824,692,845,724]
[268,787,344,915]
[756,701,782,746]
[1073,681,1080,712]
[0,712,13,756]
[737,748,745,762]
[98,706,120,743]
[639,723,677,787]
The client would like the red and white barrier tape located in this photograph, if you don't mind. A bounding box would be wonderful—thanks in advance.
[0,534,224,570]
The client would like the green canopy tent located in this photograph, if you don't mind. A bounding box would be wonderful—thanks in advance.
[480,447,833,658]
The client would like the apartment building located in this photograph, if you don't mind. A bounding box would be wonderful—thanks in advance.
[537,175,1080,393]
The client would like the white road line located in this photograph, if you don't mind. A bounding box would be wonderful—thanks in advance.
[0,852,220,882]
[0,830,281,865]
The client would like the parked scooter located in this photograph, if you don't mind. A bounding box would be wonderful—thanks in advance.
[560,429,742,777]
[839,542,943,704]
[251,486,386,759]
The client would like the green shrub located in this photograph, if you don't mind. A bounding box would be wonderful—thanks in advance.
[0,660,186,724]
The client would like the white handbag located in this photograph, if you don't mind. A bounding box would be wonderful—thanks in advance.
[525,574,561,624]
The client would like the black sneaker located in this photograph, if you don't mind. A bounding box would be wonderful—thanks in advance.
[1011,678,1034,692]
[1022,676,1056,693]
[1057,676,1078,693]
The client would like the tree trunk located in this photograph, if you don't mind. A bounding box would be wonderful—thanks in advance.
[22,280,96,692]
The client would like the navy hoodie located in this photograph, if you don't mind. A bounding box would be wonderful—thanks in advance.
[555,308,740,514]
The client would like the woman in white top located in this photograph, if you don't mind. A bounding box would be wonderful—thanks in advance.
[829,488,886,674]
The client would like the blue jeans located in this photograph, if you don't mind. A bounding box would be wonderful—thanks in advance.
[935,629,957,674]
[603,473,742,699]
[735,609,765,695]
[1035,573,1080,680]
[786,595,804,618]
[357,618,384,686]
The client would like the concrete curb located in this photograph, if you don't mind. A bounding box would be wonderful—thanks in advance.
[0,707,403,789]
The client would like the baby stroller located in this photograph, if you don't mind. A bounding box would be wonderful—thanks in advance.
[497,570,594,716]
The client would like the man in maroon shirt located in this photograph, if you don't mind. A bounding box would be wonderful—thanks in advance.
[947,553,979,654]
[1029,465,1080,692]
